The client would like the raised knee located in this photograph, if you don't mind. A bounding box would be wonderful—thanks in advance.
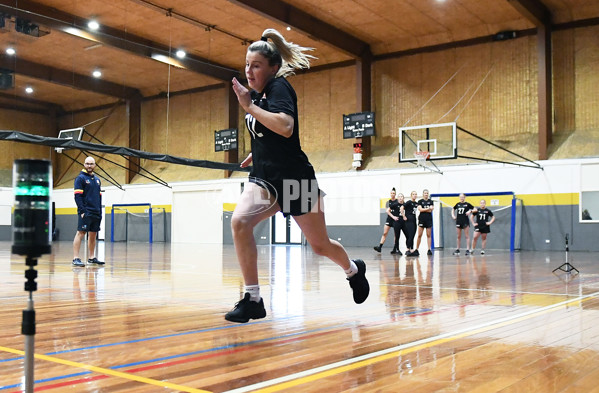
[231,214,253,236]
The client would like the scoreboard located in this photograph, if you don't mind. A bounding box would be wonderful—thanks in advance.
[214,128,238,152]
[343,111,375,139]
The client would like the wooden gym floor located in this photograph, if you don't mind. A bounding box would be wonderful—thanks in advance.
[1,240,599,392]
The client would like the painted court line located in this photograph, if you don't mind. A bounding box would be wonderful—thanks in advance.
[0,323,357,391]
[223,291,599,393]
[0,346,211,393]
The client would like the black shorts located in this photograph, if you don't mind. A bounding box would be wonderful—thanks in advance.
[474,225,490,234]
[385,217,395,227]
[418,215,433,228]
[456,217,470,229]
[250,176,323,217]
[77,213,102,232]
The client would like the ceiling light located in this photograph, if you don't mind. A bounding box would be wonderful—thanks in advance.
[175,49,186,59]
[5,47,15,55]
[25,86,33,94]
[151,53,185,68]
[286,26,291,31]
[63,27,101,43]
[92,69,102,78]
[88,20,100,30]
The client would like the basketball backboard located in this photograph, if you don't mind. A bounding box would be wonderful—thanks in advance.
[399,122,457,162]
[56,127,84,153]
[57,127,84,141]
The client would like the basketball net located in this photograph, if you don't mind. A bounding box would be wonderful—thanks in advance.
[414,150,430,167]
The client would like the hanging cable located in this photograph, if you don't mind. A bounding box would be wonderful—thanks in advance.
[454,65,495,122]
[436,77,477,123]
[402,62,467,128]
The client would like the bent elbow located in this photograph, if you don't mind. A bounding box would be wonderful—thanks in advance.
[282,124,293,138]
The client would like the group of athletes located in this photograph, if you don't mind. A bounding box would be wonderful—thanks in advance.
[374,190,496,256]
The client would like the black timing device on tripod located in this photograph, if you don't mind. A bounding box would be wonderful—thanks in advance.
[12,159,53,393]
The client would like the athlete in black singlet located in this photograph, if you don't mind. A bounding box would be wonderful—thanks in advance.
[452,193,474,255]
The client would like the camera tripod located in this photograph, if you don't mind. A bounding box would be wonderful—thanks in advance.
[552,234,579,275]
[21,256,38,393]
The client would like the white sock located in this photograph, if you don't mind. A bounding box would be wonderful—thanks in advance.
[244,285,261,302]
[345,260,358,278]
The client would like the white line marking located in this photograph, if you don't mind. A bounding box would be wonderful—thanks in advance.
[223,291,599,393]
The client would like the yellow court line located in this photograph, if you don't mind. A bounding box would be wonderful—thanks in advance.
[237,292,597,393]
[0,346,211,393]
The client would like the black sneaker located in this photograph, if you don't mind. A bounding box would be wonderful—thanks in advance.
[465,250,471,256]
[453,249,460,255]
[390,248,399,254]
[72,258,84,267]
[88,257,105,265]
[225,293,266,323]
[427,249,433,256]
[373,246,382,252]
[412,250,420,256]
[348,259,369,304]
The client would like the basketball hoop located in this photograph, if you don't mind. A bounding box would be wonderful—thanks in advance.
[414,150,430,167]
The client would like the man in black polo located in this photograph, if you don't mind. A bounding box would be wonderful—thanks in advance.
[72,157,104,267]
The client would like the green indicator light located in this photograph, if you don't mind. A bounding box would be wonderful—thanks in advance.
[15,185,49,196]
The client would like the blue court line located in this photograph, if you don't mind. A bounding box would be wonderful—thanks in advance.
[112,322,357,369]
[0,316,284,363]
[0,318,367,390]
[0,371,91,390]
[1,297,410,364]
[0,308,432,390]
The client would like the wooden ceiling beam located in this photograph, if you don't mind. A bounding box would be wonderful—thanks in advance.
[0,102,50,114]
[507,0,553,160]
[507,0,552,27]
[0,54,140,99]
[228,0,371,58]
[0,91,64,113]
[0,0,239,81]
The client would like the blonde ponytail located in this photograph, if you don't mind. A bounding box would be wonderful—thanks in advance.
[248,28,316,77]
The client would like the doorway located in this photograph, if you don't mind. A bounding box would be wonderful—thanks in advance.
[272,213,302,244]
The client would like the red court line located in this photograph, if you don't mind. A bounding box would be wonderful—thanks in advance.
[13,330,336,392]
[10,276,581,392]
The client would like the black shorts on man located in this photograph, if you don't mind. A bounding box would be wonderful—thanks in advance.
[77,214,102,232]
